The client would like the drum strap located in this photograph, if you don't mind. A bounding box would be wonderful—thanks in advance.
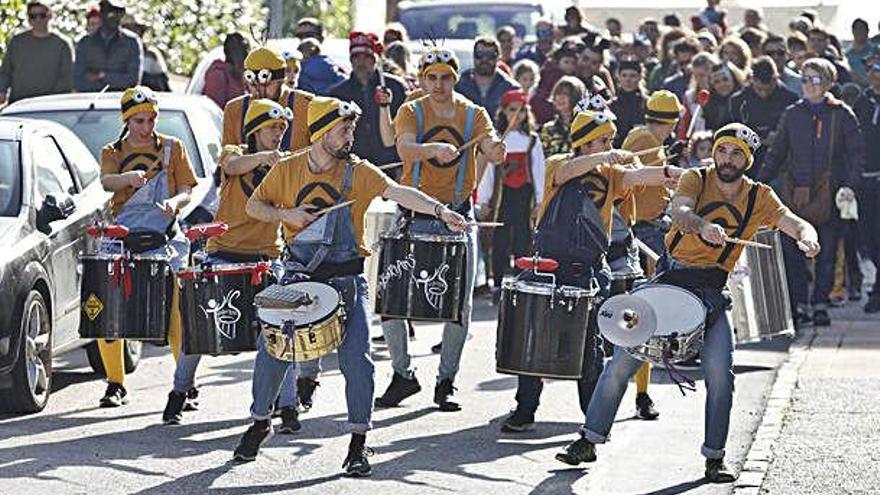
[240,94,251,143]
[280,90,295,151]
[716,183,759,265]
[667,167,708,255]
[411,100,426,189]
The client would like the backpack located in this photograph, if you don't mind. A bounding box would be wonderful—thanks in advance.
[533,174,608,267]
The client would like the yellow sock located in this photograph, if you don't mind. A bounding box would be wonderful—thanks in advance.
[97,339,125,385]
[167,282,182,363]
[635,361,651,394]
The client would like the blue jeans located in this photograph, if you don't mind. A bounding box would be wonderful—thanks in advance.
[580,301,735,459]
[249,274,374,433]
[381,223,477,383]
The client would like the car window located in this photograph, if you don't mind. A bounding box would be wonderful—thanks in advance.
[52,131,100,188]
[399,5,541,40]
[8,109,206,179]
[0,140,21,217]
[33,136,77,202]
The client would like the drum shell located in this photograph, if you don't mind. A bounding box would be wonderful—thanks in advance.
[79,256,171,341]
[262,308,346,362]
[374,234,466,322]
[496,280,596,380]
[179,268,268,355]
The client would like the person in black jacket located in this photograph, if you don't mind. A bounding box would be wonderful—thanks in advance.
[610,60,647,148]
[853,63,880,313]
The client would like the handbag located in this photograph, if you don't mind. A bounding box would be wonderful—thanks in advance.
[781,108,836,226]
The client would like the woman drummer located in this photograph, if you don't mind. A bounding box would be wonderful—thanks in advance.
[96,86,198,407]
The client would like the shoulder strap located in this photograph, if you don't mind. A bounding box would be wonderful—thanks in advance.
[240,94,251,143]
[716,182,759,265]
[162,137,173,169]
[280,90,295,151]
[411,100,425,189]
[454,105,477,206]
[667,167,708,256]
[342,158,354,196]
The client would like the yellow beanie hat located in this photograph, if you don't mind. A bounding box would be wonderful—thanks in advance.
[418,47,460,80]
[645,90,682,124]
[243,47,287,84]
[712,123,761,169]
[307,97,362,143]
[243,99,292,139]
[120,86,158,121]
[570,110,617,151]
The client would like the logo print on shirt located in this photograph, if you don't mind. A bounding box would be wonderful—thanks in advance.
[120,152,163,176]
[295,182,341,209]
[239,164,270,198]
[422,125,465,169]
[696,201,744,248]
[579,171,610,209]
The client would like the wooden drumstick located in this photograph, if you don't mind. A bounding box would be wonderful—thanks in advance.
[378,161,403,170]
[313,200,355,217]
[724,237,772,249]
[468,221,505,228]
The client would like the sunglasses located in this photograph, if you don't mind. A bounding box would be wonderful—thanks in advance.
[28,11,48,20]
[536,28,553,39]
[801,75,824,85]
[474,50,498,60]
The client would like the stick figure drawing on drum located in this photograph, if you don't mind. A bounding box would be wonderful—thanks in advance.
[201,290,242,340]
[413,264,449,310]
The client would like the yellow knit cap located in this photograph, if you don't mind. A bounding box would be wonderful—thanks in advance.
[570,110,617,151]
[645,90,682,124]
[243,47,287,84]
[307,97,362,144]
[120,86,158,121]
[712,123,761,169]
[418,47,460,80]
[243,99,292,139]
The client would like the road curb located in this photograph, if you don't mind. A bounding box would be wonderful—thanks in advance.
[733,329,817,494]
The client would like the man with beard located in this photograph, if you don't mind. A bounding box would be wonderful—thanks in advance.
[375,47,507,412]
[456,36,519,120]
[329,31,406,167]
[556,123,821,484]
[234,96,468,476]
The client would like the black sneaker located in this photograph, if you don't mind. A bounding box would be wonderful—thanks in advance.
[342,444,374,477]
[433,378,461,412]
[278,407,301,434]
[162,391,186,425]
[705,458,737,483]
[794,310,813,329]
[813,309,831,327]
[371,334,386,343]
[374,372,421,407]
[183,387,199,412]
[500,409,534,432]
[635,392,659,420]
[99,383,128,408]
[296,377,319,411]
[233,421,273,462]
[555,437,597,465]
[866,296,880,314]
[431,342,442,353]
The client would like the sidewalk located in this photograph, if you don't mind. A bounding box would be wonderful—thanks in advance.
[756,303,880,495]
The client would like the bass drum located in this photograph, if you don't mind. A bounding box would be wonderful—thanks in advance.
[374,231,467,322]
[179,262,272,355]
[496,278,597,379]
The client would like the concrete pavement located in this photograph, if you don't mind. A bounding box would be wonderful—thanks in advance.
[0,297,792,495]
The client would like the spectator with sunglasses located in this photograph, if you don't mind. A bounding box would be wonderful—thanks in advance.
[0,1,72,104]
[515,18,556,67]
[762,35,803,96]
[73,0,142,92]
[455,36,519,120]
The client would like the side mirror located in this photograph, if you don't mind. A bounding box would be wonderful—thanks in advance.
[36,193,75,233]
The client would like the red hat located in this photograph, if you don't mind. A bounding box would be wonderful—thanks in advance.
[349,31,382,58]
[87,4,101,18]
[501,89,528,107]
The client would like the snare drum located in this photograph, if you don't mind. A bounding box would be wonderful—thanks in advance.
[255,281,346,361]
[609,267,645,295]
[625,284,706,365]
[178,262,271,355]
[374,231,467,322]
[496,277,598,379]
[79,254,171,341]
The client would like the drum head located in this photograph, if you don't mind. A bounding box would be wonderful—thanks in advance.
[631,284,705,336]
[598,294,657,347]
[258,281,340,327]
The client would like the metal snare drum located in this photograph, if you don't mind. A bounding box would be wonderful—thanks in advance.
[625,284,706,365]
[255,281,346,362]
[609,267,645,296]
[496,277,598,379]
[374,230,467,322]
[178,262,272,355]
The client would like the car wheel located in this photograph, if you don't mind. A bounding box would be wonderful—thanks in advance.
[0,290,52,414]
[85,340,143,375]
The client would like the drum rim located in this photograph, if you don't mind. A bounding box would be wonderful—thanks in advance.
[609,269,645,280]
[501,278,598,298]
[256,281,343,328]
[631,283,707,322]
[179,262,268,276]
[380,232,467,242]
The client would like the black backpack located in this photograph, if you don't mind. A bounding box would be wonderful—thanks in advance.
[534,176,608,267]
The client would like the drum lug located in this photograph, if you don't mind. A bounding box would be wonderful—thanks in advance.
[151,263,158,277]
[511,291,517,307]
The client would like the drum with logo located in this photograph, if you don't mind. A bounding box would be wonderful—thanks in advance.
[623,284,707,365]
[374,230,467,322]
[255,281,346,361]
[178,262,272,355]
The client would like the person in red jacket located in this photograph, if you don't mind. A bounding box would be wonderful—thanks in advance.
[202,33,249,109]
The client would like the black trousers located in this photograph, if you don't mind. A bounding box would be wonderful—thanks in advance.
[491,184,534,287]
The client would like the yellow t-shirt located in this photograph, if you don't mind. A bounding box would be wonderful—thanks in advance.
[539,153,630,235]
[621,126,670,222]
[664,167,789,272]
[222,86,313,151]
[394,93,494,204]
[250,151,395,257]
[100,133,198,217]
[205,145,283,257]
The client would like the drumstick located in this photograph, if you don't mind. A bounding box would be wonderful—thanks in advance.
[500,106,523,142]
[379,161,403,170]
[312,200,355,217]
[468,221,505,228]
[724,237,772,249]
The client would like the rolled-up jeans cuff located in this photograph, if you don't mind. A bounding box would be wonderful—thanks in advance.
[813,303,828,311]
[349,422,372,434]
[579,426,608,444]
[701,444,725,460]
[251,411,273,421]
